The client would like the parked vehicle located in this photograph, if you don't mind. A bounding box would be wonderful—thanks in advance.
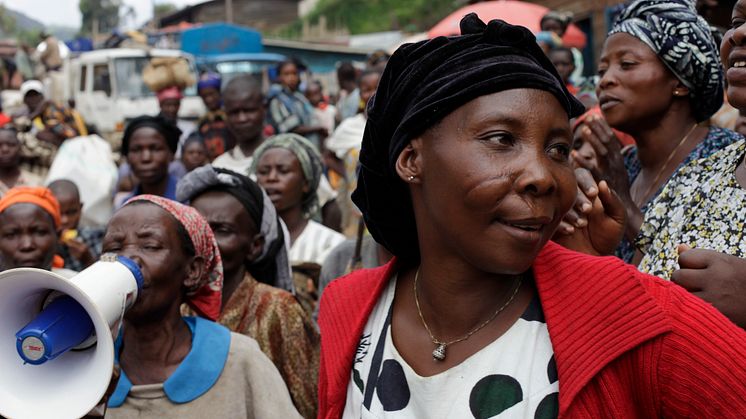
[181,23,285,88]
[69,48,204,141]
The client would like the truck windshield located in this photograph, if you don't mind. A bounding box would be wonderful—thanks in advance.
[215,60,278,85]
[114,57,198,98]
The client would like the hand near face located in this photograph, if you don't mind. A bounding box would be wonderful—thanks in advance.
[554,176,626,256]
[556,167,597,235]
[36,128,62,146]
[575,116,643,239]
[673,245,746,328]
[575,117,630,197]
[64,238,96,268]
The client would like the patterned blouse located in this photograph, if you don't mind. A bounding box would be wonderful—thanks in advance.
[184,273,320,418]
[636,140,746,279]
[617,126,743,262]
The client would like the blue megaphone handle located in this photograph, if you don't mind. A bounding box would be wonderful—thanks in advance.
[16,295,93,365]
[14,256,143,365]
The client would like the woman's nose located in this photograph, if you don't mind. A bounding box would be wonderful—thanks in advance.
[597,68,617,92]
[515,157,557,197]
[730,24,746,48]
[118,248,143,268]
[18,234,35,251]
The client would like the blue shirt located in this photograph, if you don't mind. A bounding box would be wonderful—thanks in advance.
[108,316,231,406]
[121,174,180,207]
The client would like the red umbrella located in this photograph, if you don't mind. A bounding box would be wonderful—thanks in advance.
[428,0,587,49]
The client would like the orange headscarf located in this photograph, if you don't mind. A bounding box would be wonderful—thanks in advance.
[0,187,61,227]
[0,187,65,268]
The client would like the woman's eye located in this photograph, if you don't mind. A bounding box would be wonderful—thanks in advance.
[548,143,571,160]
[620,61,637,70]
[597,67,607,77]
[731,18,745,29]
[483,132,513,146]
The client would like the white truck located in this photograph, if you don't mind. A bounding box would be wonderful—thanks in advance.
[69,48,205,143]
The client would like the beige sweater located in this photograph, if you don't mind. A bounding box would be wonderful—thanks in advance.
[107,333,301,418]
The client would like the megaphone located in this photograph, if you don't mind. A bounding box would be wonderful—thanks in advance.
[0,254,142,419]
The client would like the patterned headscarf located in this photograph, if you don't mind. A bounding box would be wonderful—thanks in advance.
[175,165,295,293]
[608,0,723,122]
[123,195,224,321]
[249,133,323,218]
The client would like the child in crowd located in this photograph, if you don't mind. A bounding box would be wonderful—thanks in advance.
[48,179,103,271]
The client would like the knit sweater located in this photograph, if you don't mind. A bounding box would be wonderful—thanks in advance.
[317,241,746,418]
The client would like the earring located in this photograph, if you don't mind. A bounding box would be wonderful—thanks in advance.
[408,175,415,181]
[674,89,684,96]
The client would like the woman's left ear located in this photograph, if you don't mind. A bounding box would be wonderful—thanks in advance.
[183,255,206,289]
[246,234,265,264]
[673,82,690,97]
[395,139,422,183]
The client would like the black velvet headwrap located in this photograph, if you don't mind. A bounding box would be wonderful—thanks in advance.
[352,14,585,262]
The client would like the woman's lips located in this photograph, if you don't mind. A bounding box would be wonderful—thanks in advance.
[494,217,551,244]
[727,66,746,85]
[600,98,621,111]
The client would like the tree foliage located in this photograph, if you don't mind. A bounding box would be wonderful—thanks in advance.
[279,0,461,37]
[154,3,178,17]
[79,0,122,35]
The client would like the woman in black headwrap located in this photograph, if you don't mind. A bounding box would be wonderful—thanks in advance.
[316,14,746,418]
[564,0,743,263]
[176,165,319,418]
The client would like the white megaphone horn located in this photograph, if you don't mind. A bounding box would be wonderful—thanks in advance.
[0,253,143,419]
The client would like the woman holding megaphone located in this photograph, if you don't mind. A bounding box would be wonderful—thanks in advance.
[98,195,300,417]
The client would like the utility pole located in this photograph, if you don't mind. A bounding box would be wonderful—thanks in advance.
[226,0,233,23]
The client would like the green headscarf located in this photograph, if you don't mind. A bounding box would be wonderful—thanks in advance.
[250,133,323,218]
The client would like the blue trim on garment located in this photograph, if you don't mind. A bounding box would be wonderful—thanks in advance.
[124,174,180,204]
[108,316,231,407]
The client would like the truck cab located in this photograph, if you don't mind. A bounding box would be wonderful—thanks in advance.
[70,48,205,142]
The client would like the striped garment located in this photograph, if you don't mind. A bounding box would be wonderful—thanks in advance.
[289,220,345,266]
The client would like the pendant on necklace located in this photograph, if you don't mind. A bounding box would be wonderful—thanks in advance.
[432,343,446,361]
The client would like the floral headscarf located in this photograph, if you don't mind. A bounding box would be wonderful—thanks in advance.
[124,195,224,321]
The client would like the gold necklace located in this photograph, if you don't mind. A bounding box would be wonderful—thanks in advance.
[413,268,523,362]
[634,123,698,207]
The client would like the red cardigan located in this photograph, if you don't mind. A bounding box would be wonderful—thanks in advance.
[317,241,746,418]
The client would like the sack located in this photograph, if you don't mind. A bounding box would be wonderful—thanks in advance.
[142,57,195,92]
[46,135,119,228]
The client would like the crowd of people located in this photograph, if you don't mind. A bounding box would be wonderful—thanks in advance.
[0,0,745,417]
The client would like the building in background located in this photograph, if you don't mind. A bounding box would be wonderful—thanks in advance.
[159,0,301,33]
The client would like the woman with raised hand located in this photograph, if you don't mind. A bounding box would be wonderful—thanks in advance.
[567,0,742,262]
[619,0,746,329]
[102,195,299,418]
[317,14,746,418]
